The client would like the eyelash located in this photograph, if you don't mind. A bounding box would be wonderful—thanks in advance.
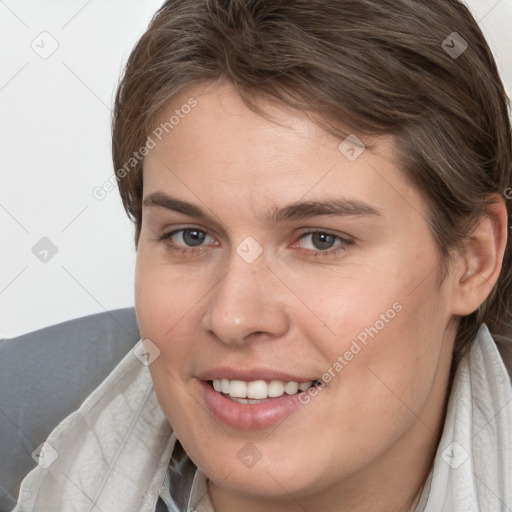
[158,227,354,257]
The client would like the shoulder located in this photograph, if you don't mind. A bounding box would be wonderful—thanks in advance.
[0,308,140,510]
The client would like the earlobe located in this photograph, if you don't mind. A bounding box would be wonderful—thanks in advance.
[450,196,508,316]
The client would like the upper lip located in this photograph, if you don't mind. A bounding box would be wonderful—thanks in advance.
[196,367,318,383]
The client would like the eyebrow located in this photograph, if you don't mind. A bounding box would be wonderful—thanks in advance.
[142,191,382,223]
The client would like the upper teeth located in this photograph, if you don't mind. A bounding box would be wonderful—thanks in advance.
[212,379,313,399]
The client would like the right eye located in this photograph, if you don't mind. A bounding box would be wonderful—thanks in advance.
[159,227,218,254]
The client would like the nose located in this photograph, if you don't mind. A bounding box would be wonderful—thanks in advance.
[200,257,290,346]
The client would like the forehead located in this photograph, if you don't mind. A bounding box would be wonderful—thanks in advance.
[142,81,427,223]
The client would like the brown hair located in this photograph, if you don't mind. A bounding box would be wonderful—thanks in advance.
[112,0,512,361]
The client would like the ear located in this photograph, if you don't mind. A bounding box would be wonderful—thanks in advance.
[450,195,508,316]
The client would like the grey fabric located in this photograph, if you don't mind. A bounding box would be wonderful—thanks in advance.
[160,440,197,511]
[0,308,140,512]
[155,497,173,512]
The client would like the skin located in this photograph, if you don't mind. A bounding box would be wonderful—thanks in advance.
[135,80,507,512]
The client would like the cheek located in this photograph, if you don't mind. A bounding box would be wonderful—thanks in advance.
[290,251,449,424]
[134,268,202,451]
[134,247,215,415]
[134,253,202,421]
[135,247,205,343]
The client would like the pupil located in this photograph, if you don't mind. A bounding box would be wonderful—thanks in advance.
[312,233,335,250]
[183,229,206,246]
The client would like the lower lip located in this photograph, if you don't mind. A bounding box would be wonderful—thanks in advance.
[200,380,308,430]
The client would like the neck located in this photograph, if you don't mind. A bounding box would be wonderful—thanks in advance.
[208,423,440,512]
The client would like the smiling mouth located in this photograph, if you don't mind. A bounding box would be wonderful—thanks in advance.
[209,378,320,403]
[201,376,323,429]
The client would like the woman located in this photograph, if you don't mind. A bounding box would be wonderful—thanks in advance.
[14,0,512,511]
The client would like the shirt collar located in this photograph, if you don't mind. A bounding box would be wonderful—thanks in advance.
[186,469,215,512]
[158,435,215,512]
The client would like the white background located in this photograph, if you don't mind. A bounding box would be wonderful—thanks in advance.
[1,0,511,338]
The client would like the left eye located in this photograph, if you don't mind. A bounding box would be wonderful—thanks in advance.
[297,232,344,251]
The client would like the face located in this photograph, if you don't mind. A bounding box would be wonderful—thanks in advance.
[135,81,457,506]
